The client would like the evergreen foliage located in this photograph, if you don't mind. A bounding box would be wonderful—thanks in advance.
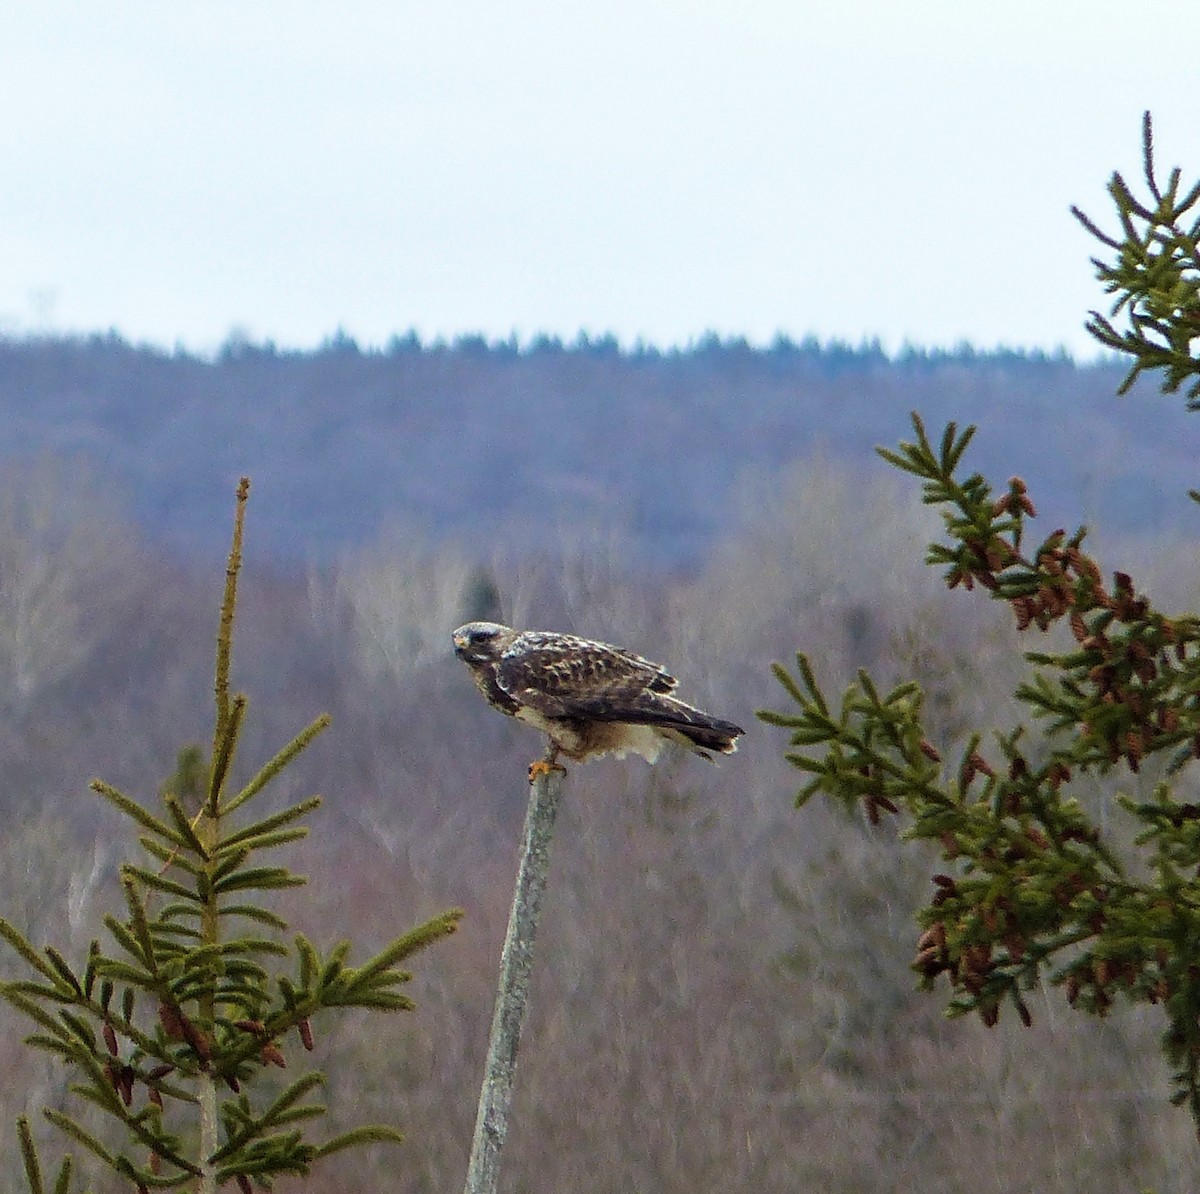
[761,113,1200,1135]
[0,478,462,1191]
[1072,112,1200,404]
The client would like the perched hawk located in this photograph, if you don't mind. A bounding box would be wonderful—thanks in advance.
[452,621,744,777]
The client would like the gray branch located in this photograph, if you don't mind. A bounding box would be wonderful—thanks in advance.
[463,758,567,1194]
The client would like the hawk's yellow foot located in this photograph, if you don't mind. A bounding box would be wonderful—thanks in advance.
[528,758,567,783]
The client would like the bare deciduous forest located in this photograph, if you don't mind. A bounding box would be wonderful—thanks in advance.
[0,332,1195,1191]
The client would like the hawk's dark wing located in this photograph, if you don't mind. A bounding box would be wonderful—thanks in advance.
[495,632,677,721]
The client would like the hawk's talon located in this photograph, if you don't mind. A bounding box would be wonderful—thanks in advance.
[528,759,567,783]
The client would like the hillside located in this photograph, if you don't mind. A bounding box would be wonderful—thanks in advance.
[0,332,1195,565]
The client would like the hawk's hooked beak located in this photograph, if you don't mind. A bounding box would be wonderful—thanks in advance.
[452,631,470,658]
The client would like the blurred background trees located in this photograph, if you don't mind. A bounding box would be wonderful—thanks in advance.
[0,444,1192,1189]
[0,456,140,716]
[0,114,1195,1192]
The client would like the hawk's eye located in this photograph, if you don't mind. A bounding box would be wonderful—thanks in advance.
[469,628,496,645]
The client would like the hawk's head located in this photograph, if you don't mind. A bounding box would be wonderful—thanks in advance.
[452,621,515,665]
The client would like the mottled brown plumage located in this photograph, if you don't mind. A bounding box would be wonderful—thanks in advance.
[452,621,743,769]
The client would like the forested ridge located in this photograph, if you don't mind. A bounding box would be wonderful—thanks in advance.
[1,332,1195,566]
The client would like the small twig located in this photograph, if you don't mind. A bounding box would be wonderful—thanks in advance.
[463,752,567,1194]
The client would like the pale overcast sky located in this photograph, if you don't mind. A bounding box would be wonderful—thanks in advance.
[1,2,1195,357]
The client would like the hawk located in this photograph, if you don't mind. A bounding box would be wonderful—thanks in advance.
[452,621,744,778]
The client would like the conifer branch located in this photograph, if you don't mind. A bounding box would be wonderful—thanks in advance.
[15,1118,70,1194]
[89,780,187,846]
[222,715,331,817]
[314,1124,406,1157]
[216,796,324,852]
[208,693,247,812]
[768,128,1200,1114]
[764,402,1200,1133]
[214,477,249,745]
[1073,111,1200,403]
[4,476,459,1190]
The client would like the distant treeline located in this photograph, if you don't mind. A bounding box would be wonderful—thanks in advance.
[0,331,1194,565]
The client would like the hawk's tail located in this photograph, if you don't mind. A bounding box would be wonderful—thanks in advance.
[666,719,743,758]
[638,697,744,759]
